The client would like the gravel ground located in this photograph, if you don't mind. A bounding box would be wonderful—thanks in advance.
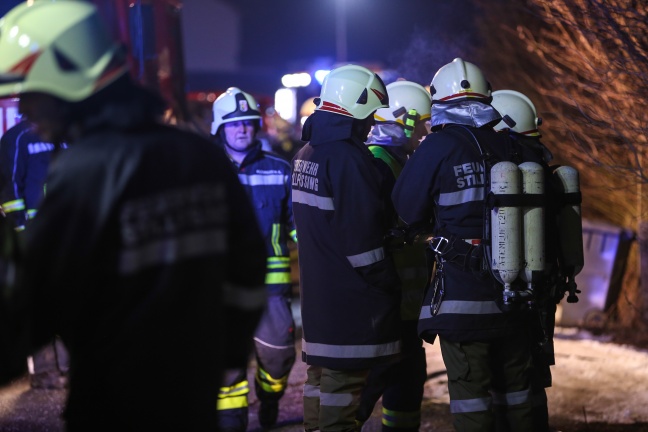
[1,328,648,431]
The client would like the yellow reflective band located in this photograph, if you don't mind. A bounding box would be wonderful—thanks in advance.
[265,272,291,284]
[216,394,249,410]
[271,223,282,256]
[26,209,37,219]
[256,368,288,393]
[2,199,25,213]
[382,407,421,428]
[219,380,250,398]
[267,256,290,269]
[290,229,298,243]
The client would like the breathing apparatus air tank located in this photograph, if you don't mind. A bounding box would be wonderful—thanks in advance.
[519,162,545,294]
[553,165,584,303]
[490,161,522,305]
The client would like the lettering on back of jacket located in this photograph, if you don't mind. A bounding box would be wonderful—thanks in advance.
[453,162,485,189]
[292,159,319,192]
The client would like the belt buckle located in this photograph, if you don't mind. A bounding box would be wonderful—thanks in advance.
[430,236,448,254]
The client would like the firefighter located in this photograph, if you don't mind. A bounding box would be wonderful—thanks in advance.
[0,117,70,389]
[391,58,550,432]
[357,80,432,431]
[0,2,266,431]
[491,89,557,430]
[292,64,402,432]
[211,87,298,431]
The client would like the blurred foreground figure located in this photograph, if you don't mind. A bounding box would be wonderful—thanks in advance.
[0,1,266,431]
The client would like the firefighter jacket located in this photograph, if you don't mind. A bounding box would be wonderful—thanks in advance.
[292,110,401,370]
[12,80,267,430]
[0,121,56,230]
[392,123,548,343]
[224,141,296,296]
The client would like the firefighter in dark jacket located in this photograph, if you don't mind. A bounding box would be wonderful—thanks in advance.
[0,119,57,232]
[491,89,557,430]
[0,117,69,389]
[211,87,298,431]
[0,2,267,431]
[357,80,432,431]
[392,58,549,432]
[292,64,402,432]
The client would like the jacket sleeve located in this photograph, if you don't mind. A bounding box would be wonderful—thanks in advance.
[221,161,267,369]
[0,129,27,230]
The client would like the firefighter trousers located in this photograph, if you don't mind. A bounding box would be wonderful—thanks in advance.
[304,365,369,432]
[356,320,426,431]
[217,293,296,431]
[439,335,544,432]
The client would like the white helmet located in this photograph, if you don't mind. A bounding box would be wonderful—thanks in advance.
[375,80,431,134]
[0,0,128,102]
[211,87,262,135]
[491,90,542,136]
[430,58,491,104]
[315,64,389,120]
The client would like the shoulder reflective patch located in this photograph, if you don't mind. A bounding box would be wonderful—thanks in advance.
[302,338,400,359]
[119,229,225,275]
[438,187,484,206]
[222,282,267,311]
[419,300,502,319]
[292,190,334,210]
[238,173,286,186]
[346,246,385,267]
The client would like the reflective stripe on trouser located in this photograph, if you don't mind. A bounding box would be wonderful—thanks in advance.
[304,365,369,432]
[217,372,249,432]
[357,320,426,431]
[440,336,535,432]
[254,293,296,401]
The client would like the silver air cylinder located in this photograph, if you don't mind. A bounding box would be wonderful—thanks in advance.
[490,161,522,300]
[554,166,584,278]
[519,161,545,291]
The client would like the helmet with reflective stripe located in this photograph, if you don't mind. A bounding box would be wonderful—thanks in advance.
[0,0,128,102]
[315,64,389,120]
[491,89,542,136]
[374,80,431,126]
[211,87,262,135]
[430,58,491,104]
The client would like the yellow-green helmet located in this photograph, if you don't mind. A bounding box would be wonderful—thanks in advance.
[0,0,128,102]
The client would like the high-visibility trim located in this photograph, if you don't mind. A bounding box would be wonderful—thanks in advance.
[218,379,250,398]
[271,223,282,256]
[346,246,385,267]
[256,367,288,393]
[222,283,267,311]
[302,339,400,359]
[238,173,287,186]
[382,408,421,428]
[1,199,25,213]
[289,229,298,243]
[419,300,502,319]
[265,271,291,284]
[292,190,334,211]
[438,187,484,206]
[450,396,491,414]
[26,209,37,219]
[118,229,226,275]
[15,225,25,232]
[320,392,358,407]
[216,394,248,410]
[254,336,294,350]
[267,256,291,268]
[491,389,531,406]
[303,384,320,398]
